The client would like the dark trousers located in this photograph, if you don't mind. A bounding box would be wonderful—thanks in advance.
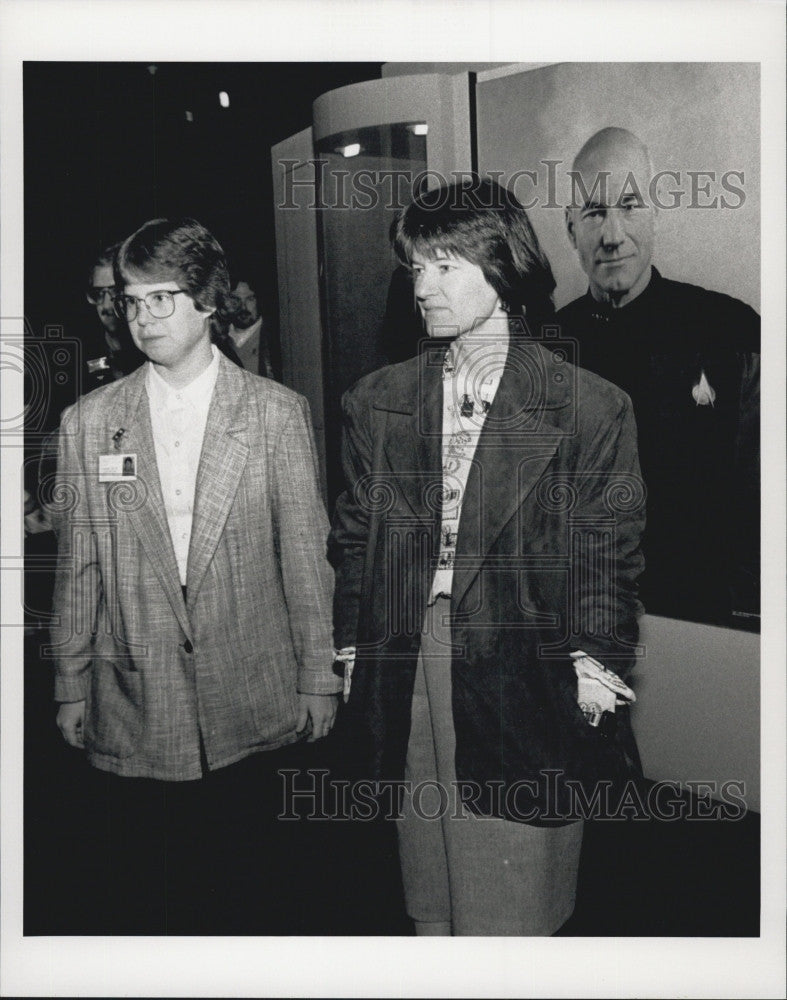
[86,741,314,935]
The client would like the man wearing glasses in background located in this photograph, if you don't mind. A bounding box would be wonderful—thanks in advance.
[84,242,145,388]
[48,217,339,934]
[25,247,146,544]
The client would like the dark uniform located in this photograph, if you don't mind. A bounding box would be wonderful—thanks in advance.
[556,267,760,627]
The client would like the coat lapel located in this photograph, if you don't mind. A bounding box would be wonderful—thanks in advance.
[452,341,569,609]
[377,346,444,526]
[185,358,250,604]
[106,367,192,638]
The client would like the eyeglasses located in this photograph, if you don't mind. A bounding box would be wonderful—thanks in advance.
[114,289,188,321]
[86,285,120,305]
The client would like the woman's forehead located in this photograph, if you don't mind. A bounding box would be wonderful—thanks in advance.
[123,278,182,294]
[121,264,179,288]
[410,242,465,265]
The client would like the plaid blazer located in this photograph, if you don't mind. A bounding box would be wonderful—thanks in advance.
[49,356,338,780]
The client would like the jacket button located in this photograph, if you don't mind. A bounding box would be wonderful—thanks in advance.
[183,639,193,654]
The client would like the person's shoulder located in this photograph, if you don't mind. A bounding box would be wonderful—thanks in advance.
[514,340,631,424]
[659,275,760,351]
[225,370,310,427]
[220,360,305,412]
[236,366,301,405]
[661,274,759,318]
[59,369,141,429]
[342,355,423,407]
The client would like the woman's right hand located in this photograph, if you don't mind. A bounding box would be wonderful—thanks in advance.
[57,701,85,748]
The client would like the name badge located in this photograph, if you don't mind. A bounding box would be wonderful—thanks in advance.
[99,453,137,482]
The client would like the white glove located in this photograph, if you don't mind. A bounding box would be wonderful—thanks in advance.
[334,647,356,703]
[570,650,636,727]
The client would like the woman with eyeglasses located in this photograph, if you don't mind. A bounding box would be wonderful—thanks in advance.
[49,217,339,933]
[329,178,646,936]
[112,246,243,373]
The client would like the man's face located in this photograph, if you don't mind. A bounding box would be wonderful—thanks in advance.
[566,145,656,306]
[233,281,260,329]
[124,279,212,377]
[90,263,122,337]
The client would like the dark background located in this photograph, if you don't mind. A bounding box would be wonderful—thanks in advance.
[24,61,383,430]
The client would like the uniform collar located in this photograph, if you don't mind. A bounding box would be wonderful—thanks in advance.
[583,266,662,322]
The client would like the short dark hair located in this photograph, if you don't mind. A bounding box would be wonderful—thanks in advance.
[116,218,239,337]
[391,176,555,326]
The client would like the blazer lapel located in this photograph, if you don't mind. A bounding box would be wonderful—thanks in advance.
[377,346,444,526]
[185,358,250,604]
[106,367,192,638]
[452,341,568,609]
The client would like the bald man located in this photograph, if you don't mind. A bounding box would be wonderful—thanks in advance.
[557,127,759,627]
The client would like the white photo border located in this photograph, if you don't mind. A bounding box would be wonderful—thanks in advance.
[1,1,784,997]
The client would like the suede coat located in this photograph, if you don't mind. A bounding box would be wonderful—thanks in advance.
[330,339,646,822]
